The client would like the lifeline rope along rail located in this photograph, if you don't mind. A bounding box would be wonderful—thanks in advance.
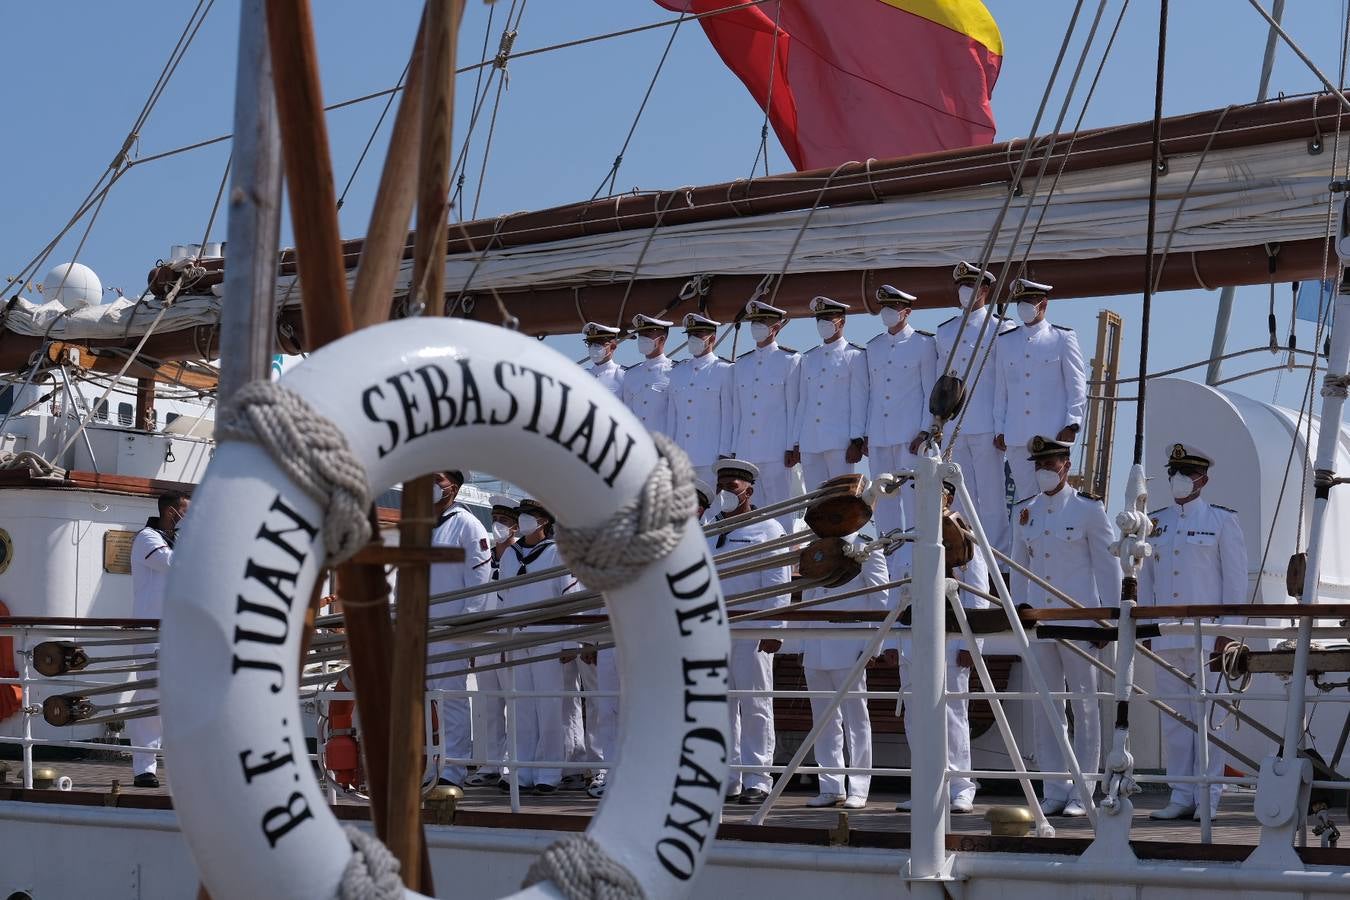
[215,380,372,564]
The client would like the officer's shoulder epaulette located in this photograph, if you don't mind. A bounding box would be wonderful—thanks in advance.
[866,331,886,344]
[998,326,1021,336]
[1052,323,1073,331]
[1212,504,1238,514]
[716,354,734,364]
[858,533,875,543]
[779,345,799,355]
[1012,495,1035,507]
[938,314,959,328]
[1148,506,1169,516]
[1076,490,1103,503]
[915,329,935,337]
[622,363,638,371]
[848,341,865,351]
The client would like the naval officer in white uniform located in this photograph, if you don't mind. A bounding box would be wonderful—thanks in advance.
[1137,443,1247,822]
[801,537,889,809]
[1009,437,1120,817]
[620,314,674,434]
[864,285,938,536]
[710,458,792,804]
[582,321,625,396]
[729,299,802,529]
[992,279,1087,502]
[666,312,733,485]
[792,296,868,490]
[935,261,1016,555]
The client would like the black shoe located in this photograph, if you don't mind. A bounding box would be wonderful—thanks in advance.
[133,773,160,789]
[497,779,513,793]
[724,791,742,804]
[436,778,461,788]
[534,782,558,795]
[738,788,769,805]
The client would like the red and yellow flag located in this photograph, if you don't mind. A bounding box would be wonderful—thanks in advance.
[655,0,1002,170]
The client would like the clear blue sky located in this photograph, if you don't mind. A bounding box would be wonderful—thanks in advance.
[3,0,1348,498]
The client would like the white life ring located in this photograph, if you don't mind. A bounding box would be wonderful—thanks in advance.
[161,319,731,899]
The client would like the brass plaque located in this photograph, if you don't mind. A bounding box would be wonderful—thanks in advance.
[103,530,137,575]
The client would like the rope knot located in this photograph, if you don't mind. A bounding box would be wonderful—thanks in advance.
[554,433,697,592]
[522,835,645,900]
[338,826,403,900]
[217,380,372,565]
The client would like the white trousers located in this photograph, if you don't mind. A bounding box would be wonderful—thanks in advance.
[472,661,508,776]
[127,713,162,777]
[509,644,565,788]
[800,448,855,493]
[729,639,776,792]
[869,443,918,534]
[1156,648,1229,812]
[805,666,873,799]
[899,649,976,802]
[949,432,1009,554]
[1028,641,1101,803]
[562,657,601,767]
[747,456,802,532]
[592,649,620,769]
[428,648,474,784]
[1005,451,1039,505]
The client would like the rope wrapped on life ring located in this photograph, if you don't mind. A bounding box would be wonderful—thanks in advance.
[161,319,731,899]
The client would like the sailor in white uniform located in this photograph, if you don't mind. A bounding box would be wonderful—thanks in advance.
[466,494,520,787]
[128,491,189,788]
[729,299,802,529]
[1009,437,1120,817]
[864,285,938,536]
[1137,443,1248,821]
[665,312,733,485]
[426,470,494,787]
[992,279,1087,502]
[935,261,1016,554]
[496,500,579,792]
[792,296,868,490]
[801,537,889,809]
[710,458,792,804]
[619,314,674,434]
[582,321,625,396]
[887,483,991,813]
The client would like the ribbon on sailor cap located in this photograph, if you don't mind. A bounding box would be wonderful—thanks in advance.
[744,299,787,320]
[1167,442,1214,469]
[875,284,917,305]
[517,497,552,519]
[1009,278,1054,300]
[809,295,849,316]
[582,321,621,341]
[713,457,760,482]
[631,313,673,331]
[682,312,720,331]
[1026,434,1073,460]
[489,493,519,516]
[952,260,997,285]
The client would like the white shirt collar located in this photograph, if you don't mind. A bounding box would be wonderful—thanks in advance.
[1025,318,1051,333]
[1176,496,1208,519]
[691,352,716,369]
[890,323,915,341]
[822,337,846,353]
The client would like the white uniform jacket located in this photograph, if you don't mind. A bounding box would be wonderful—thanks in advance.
[709,514,791,629]
[793,340,868,453]
[800,544,889,670]
[589,359,625,397]
[665,354,733,467]
[620,355,674,435]
[885,538,989,654]
[1010,487,1121,612]
[130,519,174,619]
[933,308,1015,435]
[429,504,494,622]
[991,319,1087,443]
[1137,498,1248,652]
[730,341,800,462]
[864,326,937,446]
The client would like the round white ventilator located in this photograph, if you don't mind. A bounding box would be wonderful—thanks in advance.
[161,318,731,899]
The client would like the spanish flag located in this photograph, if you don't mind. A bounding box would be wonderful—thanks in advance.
[655,0,1002,171]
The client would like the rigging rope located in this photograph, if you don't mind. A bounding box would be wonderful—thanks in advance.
[471,0,529,219]
[747,0,785,181]
[522,835,644,900]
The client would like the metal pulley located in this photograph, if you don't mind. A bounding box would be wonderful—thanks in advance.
[798,537,863,588]
[804,474,872,538]
[929,373,966,421]
[42,694,95,727]
[32,641,89,677]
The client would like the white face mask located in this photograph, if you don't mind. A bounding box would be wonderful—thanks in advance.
[1169,473,1197,501]
[587,344,609,364]
[717,489,741,513]
[491,521,513,544]
[750,322,772,343]
[1035,467,1063,494]
[815,319,838,342]
[431,483,445,504]
[956,284,975,309]
[637,335,658,356]
[879,307,905,329]
[517,514,541,535]
[690,335,713,357]
[1017,301,1041,324]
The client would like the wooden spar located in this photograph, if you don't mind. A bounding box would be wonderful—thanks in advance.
[350,11,427,329]
[386,1,462,888]
[263,0,353,346]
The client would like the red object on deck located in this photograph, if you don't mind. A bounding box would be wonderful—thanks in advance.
[0,601,22,722]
